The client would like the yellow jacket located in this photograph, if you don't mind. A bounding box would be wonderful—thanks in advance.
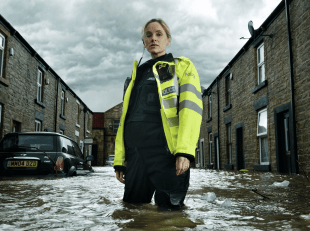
[114,56,203,167]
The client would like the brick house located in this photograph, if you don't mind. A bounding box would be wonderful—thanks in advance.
[197,0,310,174]
[0,15,93,158]
[92,102,122,166]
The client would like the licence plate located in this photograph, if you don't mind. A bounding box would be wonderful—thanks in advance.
[8,160,38,168]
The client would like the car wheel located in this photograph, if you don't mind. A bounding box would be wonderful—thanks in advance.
[67,166,77,177]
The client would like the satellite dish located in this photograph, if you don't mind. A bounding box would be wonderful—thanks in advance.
[248,21,254,37]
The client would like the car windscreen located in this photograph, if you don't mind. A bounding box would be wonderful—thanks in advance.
[0,135,57,152]
[107,155,114,161]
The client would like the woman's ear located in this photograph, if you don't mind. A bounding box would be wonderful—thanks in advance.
[167,38,171,46]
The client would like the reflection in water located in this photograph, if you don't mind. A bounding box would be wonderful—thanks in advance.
[0,167,310,230]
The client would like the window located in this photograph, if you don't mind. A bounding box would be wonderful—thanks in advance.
[60,137,74,156]
[35,120,41,131]
[227,124,232,164]
[37,69,43,102]
[257,108,268,164]
[76,100,80,126]
[209,95,212,118]
[226,77,231,105]
[113,120,120,133]
[79,140,84,154]
[61,90,65,116]
[72,140,83,158]
[209,132,212,164]
[0,33,5,77]
[257,43,265,84]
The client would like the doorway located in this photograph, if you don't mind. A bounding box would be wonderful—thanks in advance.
[235,125,245,170]
[200,139,205,168]
[214,134,220,169]
[276,111,291,173]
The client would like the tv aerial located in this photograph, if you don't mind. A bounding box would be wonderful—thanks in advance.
[240,21,273,39]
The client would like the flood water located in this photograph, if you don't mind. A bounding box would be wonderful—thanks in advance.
[0,167,310,230]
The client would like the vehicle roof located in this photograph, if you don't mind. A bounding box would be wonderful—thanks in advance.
[3,132,75,143]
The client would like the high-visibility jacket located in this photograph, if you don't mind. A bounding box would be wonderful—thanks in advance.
[114,56,203,167]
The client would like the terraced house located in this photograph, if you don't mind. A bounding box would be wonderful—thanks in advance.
[0,15,94,159]
[197,0,310,174]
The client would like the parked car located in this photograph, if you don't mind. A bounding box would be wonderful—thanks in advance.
[0,132,94,177]
[105,155,114,166]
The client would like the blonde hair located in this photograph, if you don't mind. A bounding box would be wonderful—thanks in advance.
[141,18,171,42]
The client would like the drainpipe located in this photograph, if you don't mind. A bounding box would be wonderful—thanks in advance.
[54,77,60,132]
[285,0,298,173]
[217,77,220,169]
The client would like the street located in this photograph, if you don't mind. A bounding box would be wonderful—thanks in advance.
[1,167,310,230]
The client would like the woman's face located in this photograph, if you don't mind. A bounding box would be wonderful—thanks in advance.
[144,22,170,59]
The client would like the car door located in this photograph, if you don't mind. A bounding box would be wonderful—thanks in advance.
[71,140,90,174]
[59,137,79,174]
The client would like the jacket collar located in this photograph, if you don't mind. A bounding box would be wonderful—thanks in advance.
[140,53,174,68]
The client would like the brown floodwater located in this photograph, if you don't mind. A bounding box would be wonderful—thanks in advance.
[0,167,310,230]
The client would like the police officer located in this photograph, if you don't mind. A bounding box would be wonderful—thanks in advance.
[114,18,202,208]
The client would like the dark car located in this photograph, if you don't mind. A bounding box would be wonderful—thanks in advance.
[0,132,94,177]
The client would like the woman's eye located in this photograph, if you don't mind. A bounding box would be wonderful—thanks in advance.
[157,33,162,36]
[146,34,152,37]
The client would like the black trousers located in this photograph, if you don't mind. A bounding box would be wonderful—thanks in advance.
[123,146,190,208]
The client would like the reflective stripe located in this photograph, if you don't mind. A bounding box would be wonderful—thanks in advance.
[179,100,203,115]
[163,98,178,109]
[180,84,202,100]
[173,59,179,95]
[167,116,179,127]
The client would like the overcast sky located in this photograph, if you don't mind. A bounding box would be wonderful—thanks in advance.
[2,0,281,112]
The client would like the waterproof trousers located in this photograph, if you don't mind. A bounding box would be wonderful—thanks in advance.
[123,146,190,208]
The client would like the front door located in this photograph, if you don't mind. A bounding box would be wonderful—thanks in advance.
[215,137,220,169]
[236,127,244,170]
[200,139,204,168]
[277,112,291,173]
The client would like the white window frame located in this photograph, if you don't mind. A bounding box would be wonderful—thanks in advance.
[257,43,265,84]
[37,69,43,102]
[257,108,269,165]
[209,95,212,118]
[76,100,80,127]
[35,120,41,132]
[226,77,230,105]
[61,90,65,115]
[209,132,213,164]
[0,33,5,77]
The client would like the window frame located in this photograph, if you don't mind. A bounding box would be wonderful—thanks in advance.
[227,123,232,164]
[257,43,265,84]
[76,100,80,127]
[61,90,65,116]
[257,108,267,136]
[257,108,269,165]
[226,77,231,106]
[37,69,43,102]
[0,33,5,77]
[113,119,120,134]
[209,95,212,118]
[35,120,41,132]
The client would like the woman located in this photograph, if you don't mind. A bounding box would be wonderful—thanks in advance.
[114,18,202,208]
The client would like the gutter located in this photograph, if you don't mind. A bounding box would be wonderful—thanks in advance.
[217,77,220,169]
[54,77,60,132]
[284,0,298,173]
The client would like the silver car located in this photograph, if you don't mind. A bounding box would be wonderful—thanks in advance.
[105,155,114,167]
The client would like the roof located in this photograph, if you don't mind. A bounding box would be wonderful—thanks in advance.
[0,14,93,114]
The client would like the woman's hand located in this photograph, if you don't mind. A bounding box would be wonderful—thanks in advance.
[176,156,190,176]
[116,170,125,184]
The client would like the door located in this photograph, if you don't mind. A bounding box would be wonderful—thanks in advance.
[200,139,204,168]
[236,127,244,170]
[277,112,291,173]
[215,137,220,169]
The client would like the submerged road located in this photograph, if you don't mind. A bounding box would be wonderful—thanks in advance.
[0,167,310,230]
